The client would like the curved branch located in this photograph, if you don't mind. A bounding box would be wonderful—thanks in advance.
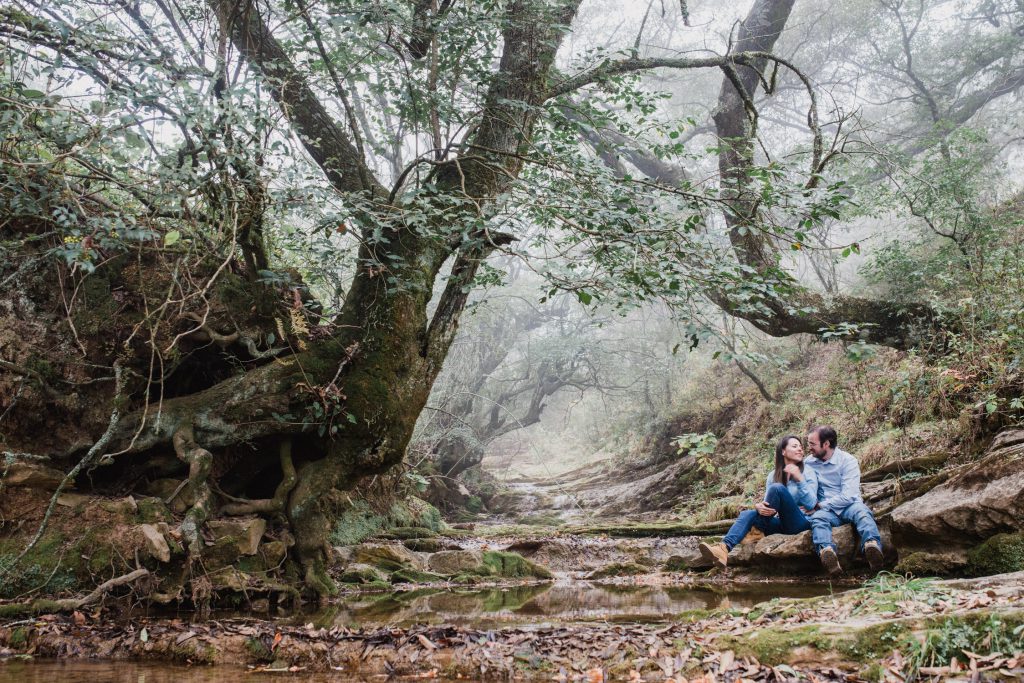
[212,0,386,199]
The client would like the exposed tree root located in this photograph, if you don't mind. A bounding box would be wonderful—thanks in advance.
[221,439,297,515]
[287,449,354,601]
[171,422,213,558]
[0,568,149,618]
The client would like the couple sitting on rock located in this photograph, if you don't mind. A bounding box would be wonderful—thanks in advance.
[699,425,884,576]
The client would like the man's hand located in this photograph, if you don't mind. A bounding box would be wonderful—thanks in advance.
[754,501,776,517]
[784,463,803,481]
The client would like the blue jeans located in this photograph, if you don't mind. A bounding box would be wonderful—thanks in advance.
[722,483,812,550]
[810,502,881,553]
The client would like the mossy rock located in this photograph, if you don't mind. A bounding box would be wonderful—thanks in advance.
[894,550,968,576]
[331,500,387,546]
[390,568,446,584]
[352,543,425,572]
[480,551,553,579]
[379,526,438,540]
[337,564,386,584]
[203,536,242,571]
[967,532,1024,576]
[403,538,444,553]
[449,573,486,585]
[585,562,648,580]
[135,496,173,523]
[717,625,824,666]
[662,555,701,572]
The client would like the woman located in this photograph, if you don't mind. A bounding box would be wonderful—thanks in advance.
[698,435,819,569]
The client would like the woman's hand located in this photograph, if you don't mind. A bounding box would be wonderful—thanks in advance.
[754,501,776,517]
[784,463,803,482]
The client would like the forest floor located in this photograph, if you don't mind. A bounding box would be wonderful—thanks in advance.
[2,560,1023,681]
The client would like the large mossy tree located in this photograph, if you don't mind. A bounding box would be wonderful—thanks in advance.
[0,0,980,598]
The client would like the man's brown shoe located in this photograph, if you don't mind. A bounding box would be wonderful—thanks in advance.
[864,540,884,571]
[699,542,729,569]
[819,546,842,576]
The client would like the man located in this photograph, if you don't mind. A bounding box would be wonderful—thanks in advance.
[805,426,885,576]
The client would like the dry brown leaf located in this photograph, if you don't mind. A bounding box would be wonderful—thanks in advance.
[719,650,735,672]
[72,611,86,626]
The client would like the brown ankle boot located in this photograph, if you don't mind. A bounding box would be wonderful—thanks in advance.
[819,546,842,576]
[699,541,729,569]
[864,540,884,571]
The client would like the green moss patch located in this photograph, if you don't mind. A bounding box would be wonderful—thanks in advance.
[585,562,648,579]
[716,625,824,666]
[0,534,79,599]
[390,569,446,584]
[378,526,438,540]
[967,532,1024,576]
[480,551,553,579]
[403,538,444,552]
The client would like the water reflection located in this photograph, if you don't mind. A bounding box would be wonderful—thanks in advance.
[0,660,440,682]
[306,581,836,629]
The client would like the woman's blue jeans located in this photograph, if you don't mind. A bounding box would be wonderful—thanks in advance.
[722,483,812,550]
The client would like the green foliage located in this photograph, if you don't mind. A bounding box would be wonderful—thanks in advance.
[854,573,948,616]
[904,614,1024,679]
[672,432,718,475]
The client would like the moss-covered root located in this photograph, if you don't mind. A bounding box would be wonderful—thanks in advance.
[0,568,150,619]
[287,451,354,601]
[172,423,213,557]
[221,439,298,516]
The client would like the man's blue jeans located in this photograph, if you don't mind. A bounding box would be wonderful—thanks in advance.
[810,502,882,553]
[723,483,812,550]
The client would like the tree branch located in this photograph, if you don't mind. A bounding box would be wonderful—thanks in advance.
[213,0,386,198]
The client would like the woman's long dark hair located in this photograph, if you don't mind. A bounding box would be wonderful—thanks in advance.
[773,435,804,484]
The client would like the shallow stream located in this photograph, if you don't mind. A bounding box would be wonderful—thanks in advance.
[0,580,844,682]
[301,579,839,629]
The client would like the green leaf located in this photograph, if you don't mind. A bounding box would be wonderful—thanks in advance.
[576,290,593,305]
[164,230,181,246]
[20,89,45,100]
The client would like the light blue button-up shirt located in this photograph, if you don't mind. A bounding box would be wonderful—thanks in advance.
[805,447,863,513]
[763,467,819,511]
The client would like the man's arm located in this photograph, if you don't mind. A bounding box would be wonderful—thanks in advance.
[821,454,861,512]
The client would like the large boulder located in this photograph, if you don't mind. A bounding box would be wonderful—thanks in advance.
[427,549,484,575]
[140,523,171,563]
[352,543,426,571]
[889,429,1024,546]
[208,517,266,556]
[2,461,65,489]
[730,525,895,571]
